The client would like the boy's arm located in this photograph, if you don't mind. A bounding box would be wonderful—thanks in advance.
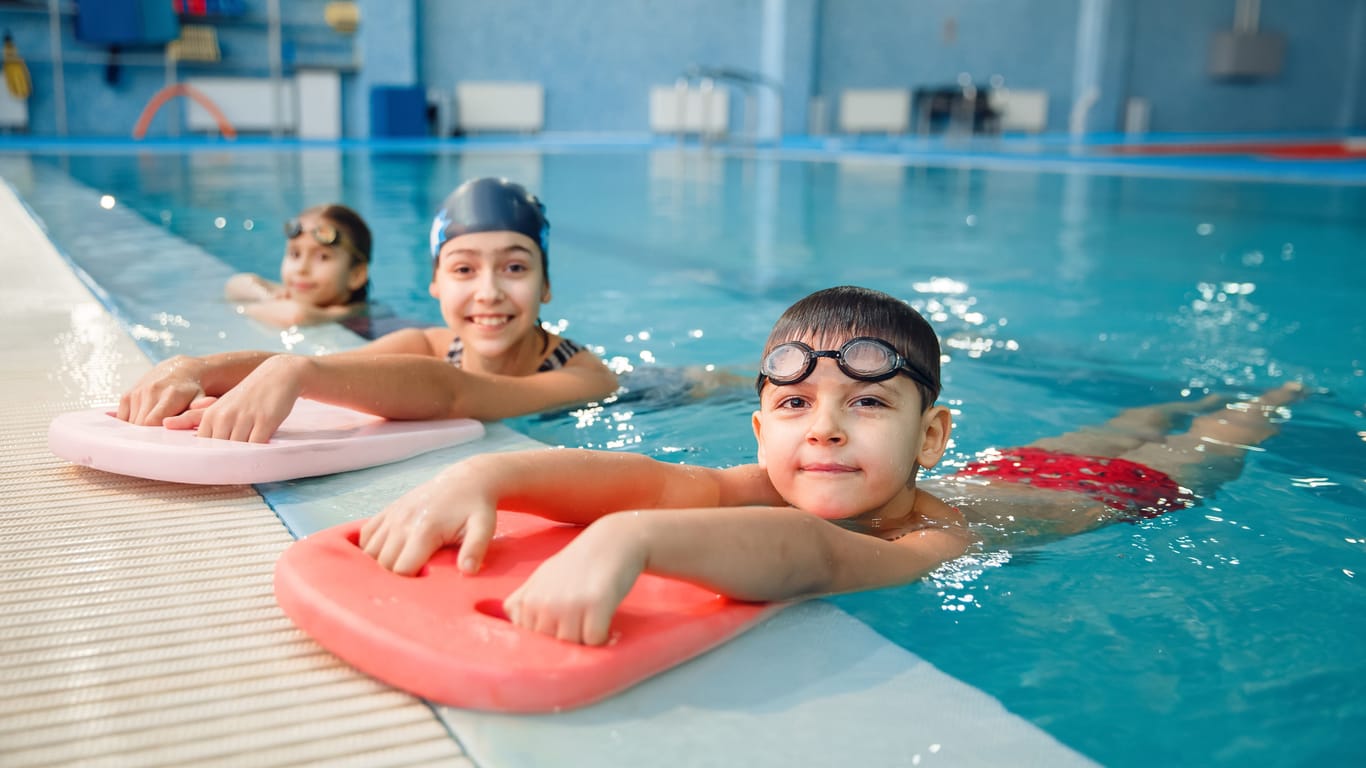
[636,505,970,598]
[507,504,971,645]
[360,449,781,576]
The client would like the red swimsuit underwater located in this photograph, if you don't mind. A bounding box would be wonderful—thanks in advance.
[954,447,1194,520]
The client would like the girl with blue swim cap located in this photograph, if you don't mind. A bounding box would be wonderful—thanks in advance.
[118,178,618,443]
[425,178,574,375]
[225,203,372,328]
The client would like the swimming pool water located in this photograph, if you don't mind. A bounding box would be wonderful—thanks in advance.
[6,145,1364,765]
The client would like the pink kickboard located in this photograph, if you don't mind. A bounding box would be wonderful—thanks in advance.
[273,515,782,713]
[47,399,485,485]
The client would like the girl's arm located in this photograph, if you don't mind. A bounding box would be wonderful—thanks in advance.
[360,449,781,576]
[118,326,431,426]
[446,351,619,421]
[167,346,618,442]
[336,328,618,421]
[506,503,971,645]
[242,299,361,328]
[117,350,276,425]
[344,326,446,355]
[224,273,283,302]
[300,328,618,419]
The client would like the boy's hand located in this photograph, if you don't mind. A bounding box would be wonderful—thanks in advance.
[359,464,499,577]
[504,514,647,646]
[117,356,207,425]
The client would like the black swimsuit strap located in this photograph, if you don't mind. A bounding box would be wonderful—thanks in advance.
[446,335,581,371]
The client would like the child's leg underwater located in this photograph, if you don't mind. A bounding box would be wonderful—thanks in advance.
[1027,392,1229,457]
[945,384,1304,543]
[1120,382,1305,495]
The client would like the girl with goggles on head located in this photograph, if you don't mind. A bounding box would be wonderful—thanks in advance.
[224,204,373,328]
[121,178,618,445]
[359,285,1305,648]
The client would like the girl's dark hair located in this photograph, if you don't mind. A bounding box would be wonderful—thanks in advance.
[309,204,372,303]
[762,285,942,408]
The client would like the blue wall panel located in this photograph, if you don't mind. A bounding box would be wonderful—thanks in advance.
[421,0,763,134]
[355,0,419,138]
[3,0,1366,138]
[1127,0,1364,134]
[780,0,820,135]
[817,0,1081,133]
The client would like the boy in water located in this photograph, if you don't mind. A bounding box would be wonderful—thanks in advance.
[360,285,1303,646]
[119,178,617,442]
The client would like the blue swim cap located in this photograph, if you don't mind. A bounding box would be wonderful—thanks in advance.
[429,177,550,272]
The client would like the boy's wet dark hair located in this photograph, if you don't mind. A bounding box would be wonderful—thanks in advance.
[308,204,372,302]
[762,285,942,409]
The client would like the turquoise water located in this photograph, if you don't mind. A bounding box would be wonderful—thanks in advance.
[8,145,1365,765]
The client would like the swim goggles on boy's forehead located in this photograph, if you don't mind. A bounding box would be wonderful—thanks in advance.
[755,337,939,398]
[284,218,365,261]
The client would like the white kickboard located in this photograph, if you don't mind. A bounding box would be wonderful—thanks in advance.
[48,399,485,485]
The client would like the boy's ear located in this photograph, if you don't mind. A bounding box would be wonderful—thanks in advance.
[541,280,552,304]
[917,405,953,470]
[751,410,767,468]
[428,279,439,299]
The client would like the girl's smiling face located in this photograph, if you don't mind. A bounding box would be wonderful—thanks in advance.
[430,230,551,372]
[752,334,950,526]
[279,212,367,308]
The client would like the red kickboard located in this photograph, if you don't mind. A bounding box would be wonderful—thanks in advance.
[47,399,485,485]
[273,515,782,713]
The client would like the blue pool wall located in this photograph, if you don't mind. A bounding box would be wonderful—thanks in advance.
[2,0,1366,140]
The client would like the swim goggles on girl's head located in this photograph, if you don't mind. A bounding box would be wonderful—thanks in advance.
[755,336,939,398]
[284,218,366,262]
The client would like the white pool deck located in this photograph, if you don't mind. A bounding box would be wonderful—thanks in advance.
[0,158,1096,767]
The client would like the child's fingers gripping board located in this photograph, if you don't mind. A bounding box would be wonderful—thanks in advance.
[273,514,783,713]
[47,399,485,485]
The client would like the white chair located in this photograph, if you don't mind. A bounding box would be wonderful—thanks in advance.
[838,88,911,134]
[989,88,1049,133]
[455,81,544,133]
